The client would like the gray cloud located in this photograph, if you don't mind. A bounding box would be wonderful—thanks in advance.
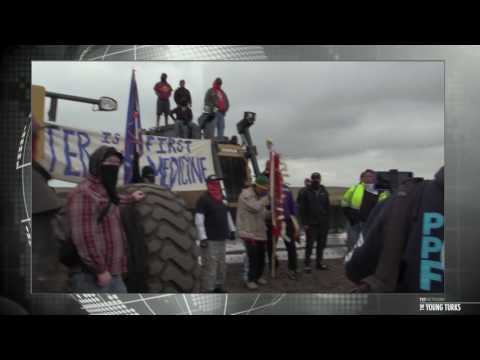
[32,61,444,187]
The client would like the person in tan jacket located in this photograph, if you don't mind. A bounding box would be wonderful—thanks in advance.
[236,175,270,290]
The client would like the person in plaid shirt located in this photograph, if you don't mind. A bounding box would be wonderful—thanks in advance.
[68,146,145,293]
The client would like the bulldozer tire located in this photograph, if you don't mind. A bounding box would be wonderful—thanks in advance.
[120,184,200,293]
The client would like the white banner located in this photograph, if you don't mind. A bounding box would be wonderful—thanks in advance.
[38,124,215,191]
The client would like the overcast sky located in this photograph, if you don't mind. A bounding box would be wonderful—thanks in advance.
[32,61,444,187]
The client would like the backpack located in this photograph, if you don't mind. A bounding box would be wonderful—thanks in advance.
[51,200,112,268]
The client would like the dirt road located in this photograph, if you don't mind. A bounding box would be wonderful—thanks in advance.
[224,258,356,293]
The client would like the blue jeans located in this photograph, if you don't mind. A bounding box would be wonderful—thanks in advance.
[214,111,225,138]
[70,272,127,293]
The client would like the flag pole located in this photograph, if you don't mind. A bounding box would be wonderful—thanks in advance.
[267,139,276,278]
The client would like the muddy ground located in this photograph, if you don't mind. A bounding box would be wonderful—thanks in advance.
[224,258,356,293]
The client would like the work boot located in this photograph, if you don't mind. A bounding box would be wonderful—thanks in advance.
[257,277,268,286]
[245,282,259,290]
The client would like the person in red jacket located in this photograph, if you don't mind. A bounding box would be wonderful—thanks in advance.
[154,73,173,128]
[204,78,230,139]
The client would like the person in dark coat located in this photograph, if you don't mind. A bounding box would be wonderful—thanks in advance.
[347,166,444,293]
[298,172,331,273]
[174,80,192,108]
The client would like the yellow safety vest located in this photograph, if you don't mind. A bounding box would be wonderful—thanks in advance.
[341,183,389,210]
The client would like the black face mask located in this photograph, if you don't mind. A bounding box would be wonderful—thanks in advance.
[311,180,320,189]
[100,165,120,204]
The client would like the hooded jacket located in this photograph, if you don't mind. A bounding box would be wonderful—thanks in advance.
[68,146,133,275]
[88,146,123,177]
[346,167,445,293]
[204,83,230,113]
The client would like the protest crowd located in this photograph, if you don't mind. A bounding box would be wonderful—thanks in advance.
[32,72,445,294]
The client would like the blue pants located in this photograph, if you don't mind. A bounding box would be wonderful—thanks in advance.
[70,272,127,293]
[214,111,225,138]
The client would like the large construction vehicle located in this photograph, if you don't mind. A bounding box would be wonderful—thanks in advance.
[31,85,260,293]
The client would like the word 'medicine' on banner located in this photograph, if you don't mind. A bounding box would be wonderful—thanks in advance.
[39,124,215,191]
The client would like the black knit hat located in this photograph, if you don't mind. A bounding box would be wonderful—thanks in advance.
[142,166,155,178]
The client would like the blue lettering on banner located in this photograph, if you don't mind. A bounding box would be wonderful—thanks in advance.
[169,158,179,187]
[420,212,445,291]
[159,158,169,187]
[112,133,120,145]
[101,131,111,144]
[181,157,188,185]
[46,126,59,173]
[63,129,81,177]
[167,138,177,154]
[199,157,208,183]
[177,157,184,185]
[147,137,197,155]
[177,139,184,153]
[184,140,192,153]
[157,138,167,154]
[77,132,91,177]
[184,157,192,184]
[145,135,154,153]
[163,158,171,186]
[147,155,209,189]
[192,157,208,184]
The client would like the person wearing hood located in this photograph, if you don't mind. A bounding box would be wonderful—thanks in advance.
[154,73,173,128]
[195,175,236,293]
[348,166,445,293]
[341,169,390,252]
[141,165,155,184]
[298,172,331,273]
[67,146,145,293]
[204,77,230,139]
